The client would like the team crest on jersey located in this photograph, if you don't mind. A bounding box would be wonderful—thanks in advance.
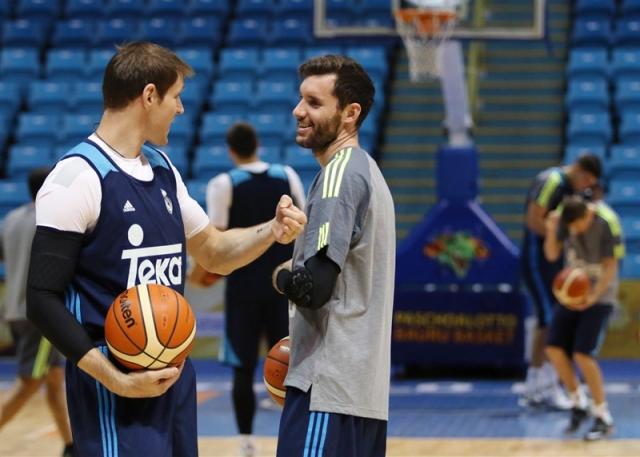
[161,189,173,215]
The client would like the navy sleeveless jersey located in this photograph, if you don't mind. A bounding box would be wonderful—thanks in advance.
[62,140,186,340]
[226,164,293,297]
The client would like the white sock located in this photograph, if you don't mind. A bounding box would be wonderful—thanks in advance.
[525,367,540,395]
[543,362,559,384]
[593,402,613,425]
[569,386,588,410]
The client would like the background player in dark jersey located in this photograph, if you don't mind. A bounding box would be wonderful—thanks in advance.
[0,168,73,457]
[191,122,305,457]
[544,195,624,441]
[520,154,601,408]
[273,55,395,457]
[25,42,306,457]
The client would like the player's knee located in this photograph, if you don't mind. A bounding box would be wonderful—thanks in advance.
[573,351,594,364]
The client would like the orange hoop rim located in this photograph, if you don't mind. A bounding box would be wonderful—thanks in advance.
[394,8,457,35]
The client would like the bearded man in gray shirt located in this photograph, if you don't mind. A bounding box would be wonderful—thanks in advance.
[273,55,395,457]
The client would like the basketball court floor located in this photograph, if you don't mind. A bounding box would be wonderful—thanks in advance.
[0,359,638,456]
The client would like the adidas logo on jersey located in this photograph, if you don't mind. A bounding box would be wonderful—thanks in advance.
[123,200,136,213]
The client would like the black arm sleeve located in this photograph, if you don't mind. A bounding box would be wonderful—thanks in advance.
[276,249,340,309]
[27,226,94,364]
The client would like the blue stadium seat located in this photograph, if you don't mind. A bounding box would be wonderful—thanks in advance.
[619,110,640,143]
[0,180,30,221]
[2,19,48,49]
[106,0,145,18]
[219,48,259,80]
[567,110,612,146]
[615,77,640,114]
[46,49,87,82]
[357,13,394,28]
[210,80,253,114]
[138,17,178,47]
[177,16,222,49]
[326,0,356,24]
[6,145,53,178]
[59,114,99,148]
[87,49,115,79]
[284,144,318,189]
[346,46,388,79]
[563,144,606,164]
[176,48,214,87]
[16,113,59,146]
[186,0,230,17]
[0,48,40,87]
[192,145,234,177]
[16,0,60,20]
[96,18,139,48]
[162,144,189,176]
[72,81,103,114]
[608,179,640,206]
[254,80,296,113]
[565,78,609,111]
[28,81,71,114]
[261,48,301,81]
[168,115,196,148]
[65,0,104,19]
[575,0,615,17]
[0,82,22,118]
[186,179,208,207]
[0,2,11,18]
[52,19,94,48]
[277,0,312,19]
[147,0,184,18]
[621,217,640,244]
[572,18,611,47]
[614,18,640,48]
[258,145,282,162]
[228,18,269,46]
[270,18,312,46]
[608,145,640,180]
[567,48,608,79]
[611,48,640,81]
[621,253,640,278]
[622,0,640,17]
[200,112,246,145]
[236,0,275,19]
[180,81,206,117]
[248,113,288,145]
[303,46,343,60]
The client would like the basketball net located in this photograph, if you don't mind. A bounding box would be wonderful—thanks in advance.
[394,8,457,81]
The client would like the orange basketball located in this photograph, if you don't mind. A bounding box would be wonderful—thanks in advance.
[553,267,591,306]
[263,336,290,406]
[104,284,196,370]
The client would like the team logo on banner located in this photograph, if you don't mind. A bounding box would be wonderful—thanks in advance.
[423,232,489,278]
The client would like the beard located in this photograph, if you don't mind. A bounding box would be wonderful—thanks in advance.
[296,111,342,152]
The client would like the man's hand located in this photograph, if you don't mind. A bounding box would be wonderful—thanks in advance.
[563,293,597,311]
[545,210,560,235]
[113,362,184,398]
[272,195,307,244]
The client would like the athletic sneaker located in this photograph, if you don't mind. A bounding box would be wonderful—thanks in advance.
[565,407,589,434]
[584,417,613,441]
[238,435,256,457]
[541,383,573,411]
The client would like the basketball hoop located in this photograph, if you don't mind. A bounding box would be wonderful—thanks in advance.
[394,8,457,81]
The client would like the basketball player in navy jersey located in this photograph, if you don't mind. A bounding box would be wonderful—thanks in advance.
[25,42,306,457]
[191,122,305,456]
[520,154,601,408]
[272,55,395,457]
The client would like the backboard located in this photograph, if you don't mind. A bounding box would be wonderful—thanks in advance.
[314,0,546,41]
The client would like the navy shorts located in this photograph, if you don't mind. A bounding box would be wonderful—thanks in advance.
[66,346,198,457]
[521,238,563,328]
[547,303,613,357]
[9,319,64,378]
[277,387,387,457]
[221,288,288,369]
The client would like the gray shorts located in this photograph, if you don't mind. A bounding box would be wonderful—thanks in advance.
[9,320,65,379]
